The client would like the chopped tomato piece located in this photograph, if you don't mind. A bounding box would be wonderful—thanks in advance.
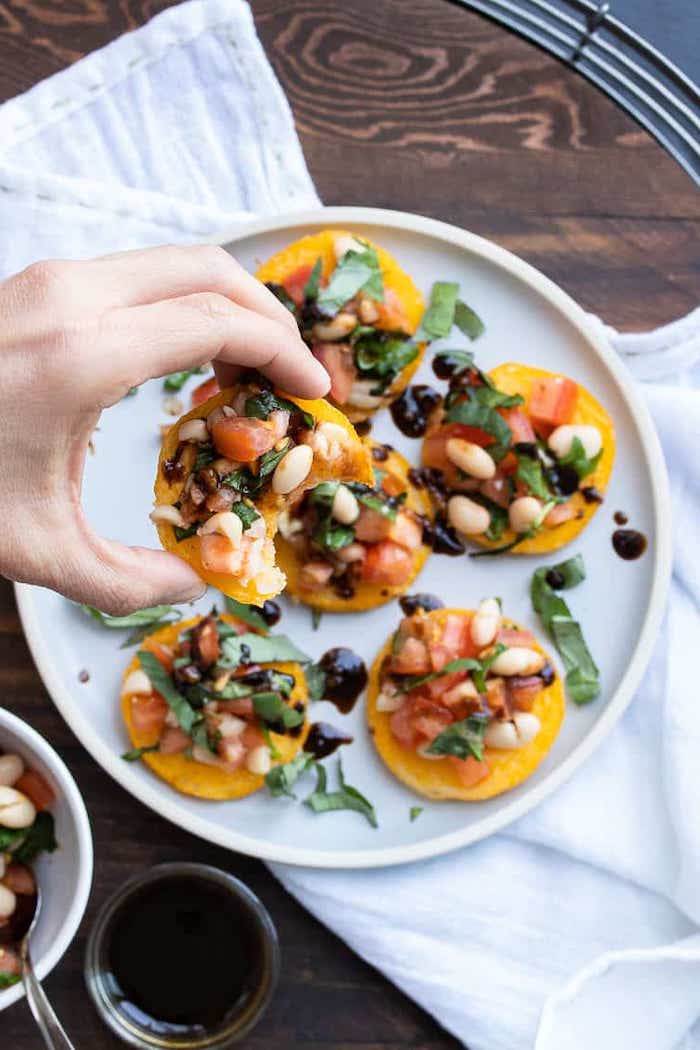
[500,407,536,445]
[485,677,508,718]
[528,376,578,428]
[299,560,335,590]
[211,416,278,462]
[3,861,35,895]
[312,343,355,404]
[425,671,466,700]
[361,541,414,586]
[144,641,175,672]
[14,769,54,811]
[354,507,392,544]
[390,635,431,675]
[497,628,536,648]
[241,725,265,750]
[507,676,544,711]
[218,697,255,717]
[496,453,518,479]
[375,287,409,331]
[0,947,21,976]
[282,263,314,307]
[388,513,423,551]
[390,702,418,749]
[191,616,220,669]
[448,755,491,787]
[423,422,492,472]
[544,501,578,527]
[441,614,469,658]
[413,711,452,744]
[200,533,244,575]
[191,375,220,407]
[158,726,190,754]
[130,693,168,735]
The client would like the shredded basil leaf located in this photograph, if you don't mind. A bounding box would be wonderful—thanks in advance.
[163,367,205,391]
[223,440,292,497]
[244,389,314,429]
[265,282,297,314]
[305,760,378,828]
[446,393,512,460]
[174,523,199,543]
[473,386,524,410]
[304,663,326,703]
[265,752,316,797]
[347,482,403,520]
[138,650,198,733]
[454,299,486,340]
[410,806,423,822]
[427,712,490,761]
[317,246,384,315]
[219,632,310,669]
[231,501,261,531]
[12,811,58,864]
[303,257,323,301]
[252,692,304,728]
[434,349,474,376]
[353,331,418,391]
[311,608,323,631]
[224,596,270,634]
[515,453,552,501]
[418,281,459,340]
[0,973,20,989]
[558,436,603,481]
[121,744,160,762]
[531,557,599,704]
[194,445,217,470]
[80,603,183,647]
[313,519,355,551]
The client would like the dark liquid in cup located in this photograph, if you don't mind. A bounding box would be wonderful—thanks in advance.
[104,875,264,1038]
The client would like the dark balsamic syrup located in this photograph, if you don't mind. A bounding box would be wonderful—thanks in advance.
[424,516,466,557]
[317,648,368,713]
[258,600,281,627]
[304,722,354,759]
[581,486,604,504]
[545,569,566,590]
[355,419,372,437]
[105,876,264,1038]
[612,529,647,560]
[613,511,628,526]
[389,385,441,438]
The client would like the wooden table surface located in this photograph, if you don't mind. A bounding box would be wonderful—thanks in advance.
[1,1,698,1047]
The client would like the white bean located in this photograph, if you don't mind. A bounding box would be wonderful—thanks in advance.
[375,689,403,713]
[484,720,520,749]
[489,647,545,676]
[272,445,314,495]
[548,424,602,460]
[150,504,186,528]
[0,883,17,920]
[358,295,379,324]
[513,712,541,744]
[508,496,543,534]
[122,670,153,696]
[441,679,479,706]
[246,746,272,775]
[347,380,383,410]
[0,755,24,788]
[312,313,357,342]
[0,787,36,829]
[446,439,496,480]
[332,485,360,525]
[178,419,209,444]
[447,495,490,536]
[334,234,366,260]
[198,510,243,545]
[217,715,247,738]
[470,598,502,649]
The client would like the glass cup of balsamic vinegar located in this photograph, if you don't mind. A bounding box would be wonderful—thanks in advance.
[85,863,280,1049]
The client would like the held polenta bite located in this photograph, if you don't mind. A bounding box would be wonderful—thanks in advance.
[367,601,564,800]
[121,611,310,800]
[275,442,433,612]
[256,230,425,420]
[423,354,615,554]
[152,376,373,602]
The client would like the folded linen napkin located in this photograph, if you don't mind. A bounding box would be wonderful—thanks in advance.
[1,3,699,1048]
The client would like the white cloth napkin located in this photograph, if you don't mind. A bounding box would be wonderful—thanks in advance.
[1,3,699,1047]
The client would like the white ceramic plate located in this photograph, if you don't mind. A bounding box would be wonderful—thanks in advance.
[16,208,671,868]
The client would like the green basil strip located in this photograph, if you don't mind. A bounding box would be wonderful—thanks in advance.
[219,632,310,669]
[317,246,384,315]
[303,257,323,301]
[224,596,270,634]
[163,367,205,391]
[311,608,323,632]
[410,807,423,822]
[515,453,552,501]
[251,691,304,728]
[454,299,486,340]
[80,604,181,629]
[305,760,378,828]
[558,436,603,481]
[265,282,297,314]
[304,663,326,703]
[474,386,524,410]
[138,650,198,733]
[232,501,261,531]
[174,523,199,543]
[427,712,490,761]
[353,333,418,389]
[313,519,355,551]
[122,744,160,762]
[418,281,459,340]
[347,482,401,520]
[265,752,316,797]
[433,349,474,376]
[446,395,512,459]
[244,389,314,429]
[531,557,599,704]
[0,974,20,989]
[12,811,57,864]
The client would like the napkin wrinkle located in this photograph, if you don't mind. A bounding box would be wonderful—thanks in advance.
[1,4,699,1049]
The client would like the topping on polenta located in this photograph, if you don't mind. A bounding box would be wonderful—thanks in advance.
[367,604,564,800]
[152,375,372,603]
[256,230,425,421]
[120,611,310,800]
[276,442,433,612]
[422,356,615,554]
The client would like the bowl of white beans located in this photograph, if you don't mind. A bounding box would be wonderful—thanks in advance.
[0,706,93,1012]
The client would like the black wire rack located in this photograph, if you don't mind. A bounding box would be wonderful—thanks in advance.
[448,0,700,183]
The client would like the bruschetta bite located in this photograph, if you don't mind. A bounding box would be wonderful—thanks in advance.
[256,230,425,421]
[367,603,564,800]
[152,376,373,603]
[276,442,433,613]
[422,359,615,554]
[121,612,310,800]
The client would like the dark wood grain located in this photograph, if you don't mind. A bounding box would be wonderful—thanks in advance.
[0,1,698,1047]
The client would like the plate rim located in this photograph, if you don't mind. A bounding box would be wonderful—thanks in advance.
[16,206,672,869]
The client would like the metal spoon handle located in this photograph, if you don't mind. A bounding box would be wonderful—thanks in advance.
[21,949,76,1050]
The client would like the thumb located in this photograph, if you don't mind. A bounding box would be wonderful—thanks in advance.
[53,529,206,615]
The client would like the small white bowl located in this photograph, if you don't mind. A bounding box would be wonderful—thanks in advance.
[0,706,93,1013]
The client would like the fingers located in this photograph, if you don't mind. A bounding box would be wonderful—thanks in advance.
[96,292,330,401]
[90,244,300,332]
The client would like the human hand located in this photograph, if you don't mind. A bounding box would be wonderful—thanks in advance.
[0,244,329,613]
